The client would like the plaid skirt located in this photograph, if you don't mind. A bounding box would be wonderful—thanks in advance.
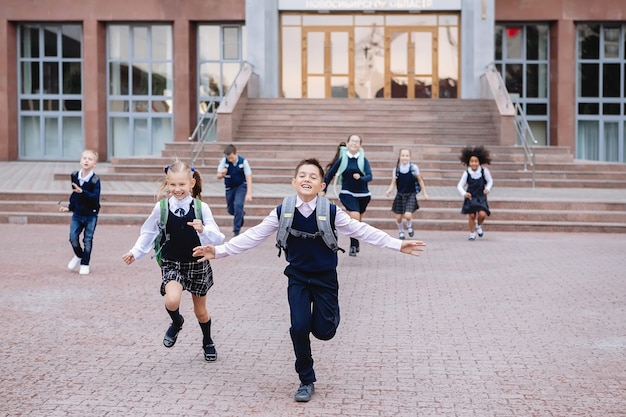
[160,258,214,297]
[391,192,419,214]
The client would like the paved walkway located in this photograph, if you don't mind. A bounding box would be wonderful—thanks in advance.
[1,221,625,416]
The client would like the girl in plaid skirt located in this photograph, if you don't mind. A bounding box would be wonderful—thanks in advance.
[385,148,429,239]
[122,159,225,361]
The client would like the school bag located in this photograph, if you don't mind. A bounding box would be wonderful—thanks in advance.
[275,195,344,257]
[152,198,203,266]
[395,163,421,194]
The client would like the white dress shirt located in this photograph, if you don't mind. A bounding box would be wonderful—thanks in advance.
[456,166,493,197]
[128,195,225,260]
[214,195,401,258]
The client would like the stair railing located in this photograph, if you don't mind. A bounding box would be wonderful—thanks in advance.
[189,100,218,166]
[484,63,538,188]
[189,61,254,167]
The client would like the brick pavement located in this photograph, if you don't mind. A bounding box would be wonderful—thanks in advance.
[1,223,625,417]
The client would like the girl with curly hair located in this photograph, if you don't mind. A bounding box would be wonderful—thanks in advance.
[456,146,493,240]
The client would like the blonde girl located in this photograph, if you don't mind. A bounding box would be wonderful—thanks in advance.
[385,148,429,239]
[122,159,225,361]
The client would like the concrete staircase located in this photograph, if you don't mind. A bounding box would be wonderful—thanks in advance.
[2,98,626,232]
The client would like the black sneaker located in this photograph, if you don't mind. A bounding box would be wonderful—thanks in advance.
[203,343,217,362]
[163,316,184,348]
[349,246,357,257]
[294,383,314,402]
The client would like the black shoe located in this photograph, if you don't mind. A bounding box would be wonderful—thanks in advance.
[349,246,357,257]
[294,383,314,402]
[203,343,217,362]
[163,316,184,348]
[233,230,239,237]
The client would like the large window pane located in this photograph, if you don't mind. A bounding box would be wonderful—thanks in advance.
[526,63,547,98]
[198,26,220,61]
[602,63,620,97]
[579,64,599,97]
[21,26,39,58]
[577,120,599,160]
[61,25,82,59]
[526,25,548,60]
[152,26,172,60]
[63,62,82,94]
[282,26,302,98]
[604,122,619,162]
[44,26,58,57]
[44,118,59,156]
[18,24,83,160]
[505,27,523,59]
[578,24,600,59]
[21,116,40,157]
[108,24,174,157]
[43,62,60,94]
[223,27,240,60]
[133,27,149,59]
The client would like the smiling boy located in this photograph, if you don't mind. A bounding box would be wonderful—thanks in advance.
[193,158,425,402]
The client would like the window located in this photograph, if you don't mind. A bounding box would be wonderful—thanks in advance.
[494,24,550,146]
[576,24,626,162]
[197,24,246,142]
[18,24,83,159]
[108,24,173,157]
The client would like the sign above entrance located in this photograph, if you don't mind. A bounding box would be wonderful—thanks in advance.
[278,0,462,11]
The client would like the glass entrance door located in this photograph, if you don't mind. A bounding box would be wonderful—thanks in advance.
[302,28,354,98]
[385,28,438,98]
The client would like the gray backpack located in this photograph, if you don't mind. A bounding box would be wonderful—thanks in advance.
[275,195,344,257]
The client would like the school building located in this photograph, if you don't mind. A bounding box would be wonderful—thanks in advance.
[0,0,625,163]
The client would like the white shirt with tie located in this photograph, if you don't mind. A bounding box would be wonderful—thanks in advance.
[128,195,225,260]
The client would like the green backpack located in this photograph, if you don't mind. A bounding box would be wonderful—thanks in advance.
[152,198,203,266]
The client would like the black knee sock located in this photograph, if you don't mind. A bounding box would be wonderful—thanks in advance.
[166,307,183,328]
[350,237,357,248]
[199,319,213,346]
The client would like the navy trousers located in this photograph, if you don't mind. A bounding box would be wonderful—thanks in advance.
[225,182,247,233]
[285,265,340,385]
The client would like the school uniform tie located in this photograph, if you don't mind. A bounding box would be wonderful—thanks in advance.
[175,208,185,217]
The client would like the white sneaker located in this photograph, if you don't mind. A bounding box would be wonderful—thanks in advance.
[468,233,476,241]
[476,225,483,238]
[79,265,90,275]
[68,256,81,271]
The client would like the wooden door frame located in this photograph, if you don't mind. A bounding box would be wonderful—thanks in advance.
[384,26,439,99]
[301,26,355,98]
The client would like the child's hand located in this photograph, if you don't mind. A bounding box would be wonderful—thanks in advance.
[385,189,392,197]
[464,192,472,199]
[59,206,69,212]
[400,240,426,256]
[187,219,204,234]
[245,193,252,203]
[353,173,361,180]
[422,191,429,200]
[484,189,490,195]
[192,245,216,261]
[71,182,82,193]
[122,252,135,265]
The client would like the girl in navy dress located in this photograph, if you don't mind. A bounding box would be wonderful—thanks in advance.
[456,146,493,240]
[385,148,429,239]
[122,159,225,361]
[322,134,372,256]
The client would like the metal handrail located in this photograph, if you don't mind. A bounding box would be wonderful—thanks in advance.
[189,61,254,167]
[189,100,218,166]
[485,63,538,188]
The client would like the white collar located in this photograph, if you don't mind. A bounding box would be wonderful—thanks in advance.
[78,169,94,182]
[169,195,192,211]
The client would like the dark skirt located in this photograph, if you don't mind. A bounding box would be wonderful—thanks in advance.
[461,195,490,216]
[160,258,214,297]
[391,192,419,214]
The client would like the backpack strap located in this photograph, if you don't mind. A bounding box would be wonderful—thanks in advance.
[275,195,297,257]
[152,199,170,263]
[275,195,344,258]
[193,198,203,222]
